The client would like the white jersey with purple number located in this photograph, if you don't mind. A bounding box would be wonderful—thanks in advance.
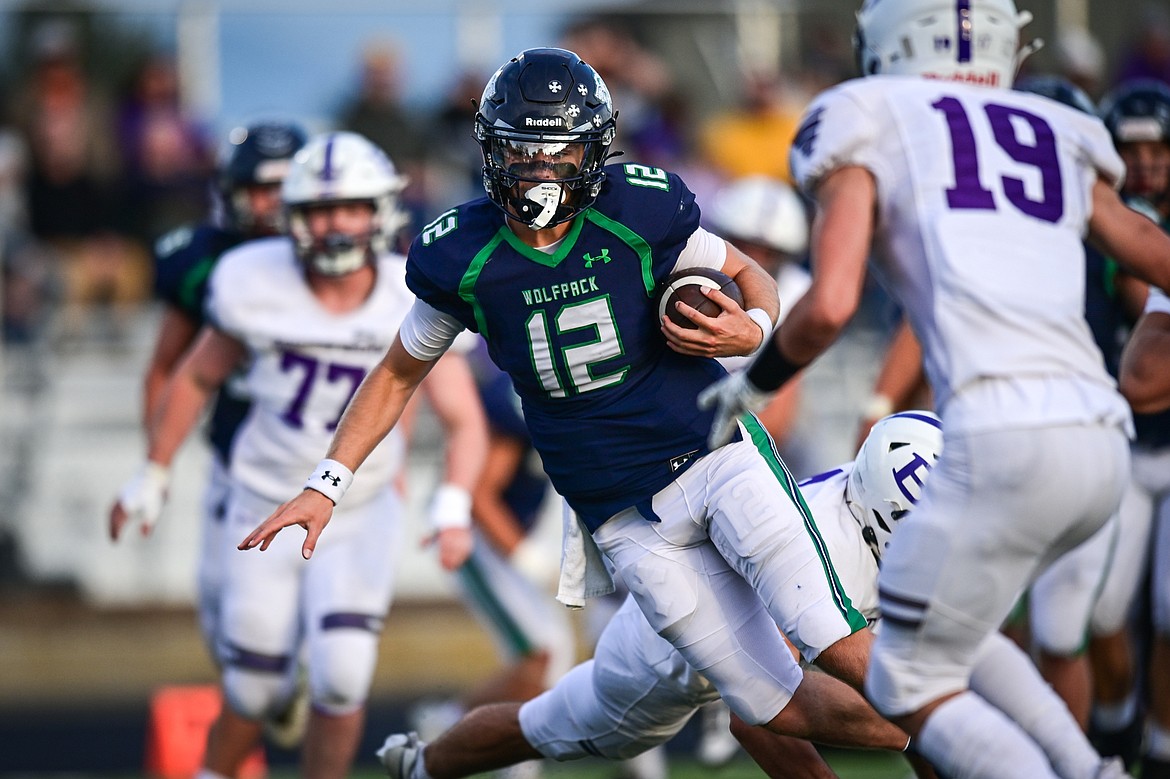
[207,236,412,506]
[791,76,1131,434]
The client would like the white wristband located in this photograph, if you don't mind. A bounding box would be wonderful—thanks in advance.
[428,483,472,531]
[304,459,355,505]
[746,308,776,350]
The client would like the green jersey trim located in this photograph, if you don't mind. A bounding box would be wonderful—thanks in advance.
[741,413,869,633]
[584,209,655,297]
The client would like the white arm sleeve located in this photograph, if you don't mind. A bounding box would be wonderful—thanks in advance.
[670,226,728,273]
[398,298,466,361]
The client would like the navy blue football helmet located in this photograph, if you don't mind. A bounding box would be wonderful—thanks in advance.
[1014,75,1096,115]
[474,48,617,229]
[1100,79,1170,147]
[218,120,308,234]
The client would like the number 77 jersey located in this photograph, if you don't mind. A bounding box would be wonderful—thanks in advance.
[790,76,1127,418]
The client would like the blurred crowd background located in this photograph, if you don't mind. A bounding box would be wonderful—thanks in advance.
[0,0,1168,770]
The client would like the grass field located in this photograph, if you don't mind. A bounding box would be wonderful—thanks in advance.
[246,749,917,779]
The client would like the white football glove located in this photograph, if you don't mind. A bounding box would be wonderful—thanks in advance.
[117,461,171,536]
[697,371,773,449]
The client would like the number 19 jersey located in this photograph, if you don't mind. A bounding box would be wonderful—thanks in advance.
[791,76,1131,434]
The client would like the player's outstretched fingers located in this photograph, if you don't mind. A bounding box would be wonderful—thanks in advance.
[109,502,128,542]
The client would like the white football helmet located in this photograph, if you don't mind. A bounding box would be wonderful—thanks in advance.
[282,131,409,276]
[706,176,809,256]
[854,0,1040,88]
[845,411,943,561]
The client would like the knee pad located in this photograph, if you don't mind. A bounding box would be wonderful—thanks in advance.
[307,626,379,716]
[222,664,296,721]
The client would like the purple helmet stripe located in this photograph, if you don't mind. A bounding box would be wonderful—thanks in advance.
[957,0,973,62]
[321,134,336,181]
[889,411,943,429]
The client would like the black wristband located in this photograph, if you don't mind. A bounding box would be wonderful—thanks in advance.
[746,341,807,392]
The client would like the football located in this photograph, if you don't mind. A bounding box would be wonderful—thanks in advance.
[656,268,744,329]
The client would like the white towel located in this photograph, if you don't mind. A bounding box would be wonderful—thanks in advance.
[556,500,614,609]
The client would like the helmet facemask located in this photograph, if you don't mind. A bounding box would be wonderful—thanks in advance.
[478,130,613,229]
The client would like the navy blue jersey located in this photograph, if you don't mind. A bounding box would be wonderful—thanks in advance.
[407,163,729,530]
[153,222,251,462]
[479,370,547,533]
[154,224,245,324]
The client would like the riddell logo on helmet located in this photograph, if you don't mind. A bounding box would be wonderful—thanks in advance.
[525,117,565,127]
[924,70,1001,86]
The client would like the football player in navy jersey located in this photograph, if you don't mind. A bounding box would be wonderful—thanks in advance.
[242,46,893,752]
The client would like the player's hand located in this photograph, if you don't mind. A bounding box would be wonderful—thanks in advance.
[238,488,335,560]
[661,287,759,358]
[428,526,474,571]
[698,371,773,449]
[109,461,170,541]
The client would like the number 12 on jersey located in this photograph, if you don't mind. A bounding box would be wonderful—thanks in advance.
[526,296,628,398]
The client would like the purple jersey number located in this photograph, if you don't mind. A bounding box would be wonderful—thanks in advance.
[278,350,366,431]
[933,96,1064,223]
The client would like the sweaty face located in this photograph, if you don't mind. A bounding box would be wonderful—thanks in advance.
[493,139,586,181]
[1120,140,1170,208]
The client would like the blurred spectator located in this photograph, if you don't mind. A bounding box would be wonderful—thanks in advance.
[116,52,215,245]
[1114,4,1170,86]
[339,41,429,230]
[1055,27,1107,98]
[0,129,57,345]
[8,24,149,346]
[424,69,490,211]
[561,18,686,167]
[697,69,805,184]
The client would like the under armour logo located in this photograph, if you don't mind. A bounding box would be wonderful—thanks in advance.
[321,471,342,487]
[548,80,562,93]
[584,248,610,268]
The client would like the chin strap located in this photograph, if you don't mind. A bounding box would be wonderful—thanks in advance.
[522,182,563,230]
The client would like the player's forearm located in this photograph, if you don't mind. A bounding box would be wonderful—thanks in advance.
[732,255,781,326]
[1119,313,1170,414]
[1089,181,1170,293]
[146,371,213,467]
[326,356,420,472]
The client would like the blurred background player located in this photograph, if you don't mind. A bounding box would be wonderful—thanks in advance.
[700,0,1170,775]
[136,119,309,764]
[110,131,488,779]
[1091,78,1170,778]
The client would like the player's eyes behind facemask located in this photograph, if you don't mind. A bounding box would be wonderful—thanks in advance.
[494,139,584,179]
